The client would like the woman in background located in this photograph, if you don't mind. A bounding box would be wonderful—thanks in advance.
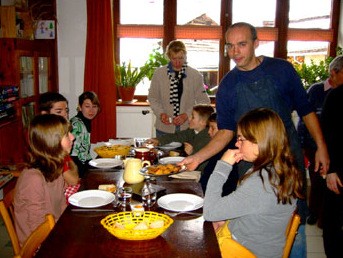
[148,40,210,137]
[14,114,72,246]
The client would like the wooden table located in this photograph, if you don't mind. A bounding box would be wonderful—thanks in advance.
[35,168,221,258]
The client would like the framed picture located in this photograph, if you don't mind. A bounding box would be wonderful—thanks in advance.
[35,20,55,39]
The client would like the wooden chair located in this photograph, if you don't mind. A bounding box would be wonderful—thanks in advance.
[222,212,301,258]
[282,213,301,258]
[14,214,55,258]
[0,188,21,256]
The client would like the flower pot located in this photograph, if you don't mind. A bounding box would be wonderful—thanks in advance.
[118,87,135,102]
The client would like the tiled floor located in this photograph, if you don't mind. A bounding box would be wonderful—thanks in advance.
[0,215,326,258]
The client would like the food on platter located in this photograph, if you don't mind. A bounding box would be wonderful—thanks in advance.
[145,164,182,176]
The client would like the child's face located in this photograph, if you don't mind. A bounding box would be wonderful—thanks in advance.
[235,129,259,162]
[208,121,218,138]
[49,101,69,119]
[61,132,75,153]
[189,110,206,131]
[79,99,99,120]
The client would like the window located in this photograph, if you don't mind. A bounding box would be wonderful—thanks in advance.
[115,0,339,97]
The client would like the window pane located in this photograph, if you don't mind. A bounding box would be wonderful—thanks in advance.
[177,0,221,25]
[120,38,163,95]
[289,0,331,29]
[256,41,275,57]
[232,0,276,27]
[287,41,329,60]
[183,39,220,93]
[120,0,163,25]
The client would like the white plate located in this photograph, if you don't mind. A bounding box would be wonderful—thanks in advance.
[159,156,185,164]
[159,142,182,151]
[89,158,123,169]
[157,193,203,212]
[68,190,115,208]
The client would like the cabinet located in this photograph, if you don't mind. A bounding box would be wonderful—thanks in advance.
[0,39,57,165]
[116,106,156,138]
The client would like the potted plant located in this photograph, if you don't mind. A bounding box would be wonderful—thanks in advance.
[115,61,147,102]
[115,47,168,102]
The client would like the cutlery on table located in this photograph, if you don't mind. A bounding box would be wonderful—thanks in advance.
[164,211,203,217]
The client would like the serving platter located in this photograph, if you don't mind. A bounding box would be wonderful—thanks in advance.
[140,164,186,177]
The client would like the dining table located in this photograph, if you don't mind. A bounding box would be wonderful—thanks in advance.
[35,167,221,258]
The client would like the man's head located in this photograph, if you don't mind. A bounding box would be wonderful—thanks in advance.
[329,55,343,88]
[225,22,259,71]
[38,92,69,119]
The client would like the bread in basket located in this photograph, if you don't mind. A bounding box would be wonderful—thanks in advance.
[101,211,173,240]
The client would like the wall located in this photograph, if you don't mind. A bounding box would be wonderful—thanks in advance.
[57,0,87,118]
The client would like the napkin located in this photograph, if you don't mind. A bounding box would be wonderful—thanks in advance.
[169,171,201,182]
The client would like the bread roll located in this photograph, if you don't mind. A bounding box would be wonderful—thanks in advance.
[134,222,149,230]
[149,220,164,229]
[98,184,116,193]
[169,151,180,157]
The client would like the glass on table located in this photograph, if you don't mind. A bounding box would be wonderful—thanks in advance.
[117,187,132,208]
[141,178,157,208]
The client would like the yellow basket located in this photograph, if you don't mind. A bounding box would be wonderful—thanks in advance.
[100,211,173,240]
[94,145,131,158]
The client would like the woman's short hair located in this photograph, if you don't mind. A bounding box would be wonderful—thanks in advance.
[166,40,187,58]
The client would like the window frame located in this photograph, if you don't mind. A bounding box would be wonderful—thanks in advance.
[113,0,340,98]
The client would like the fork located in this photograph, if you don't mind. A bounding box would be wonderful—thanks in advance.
[164,211,203,217]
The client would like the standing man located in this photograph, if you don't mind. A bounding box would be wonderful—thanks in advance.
[321,55,343,258]
[297,78,333,227]
[180,22,330,257]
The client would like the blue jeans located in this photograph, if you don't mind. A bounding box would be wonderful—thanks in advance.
[289,224,307,258]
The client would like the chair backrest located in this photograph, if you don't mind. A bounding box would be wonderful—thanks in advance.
[282,213,301,258]
[0,187,21,256]
[14,214,55,258]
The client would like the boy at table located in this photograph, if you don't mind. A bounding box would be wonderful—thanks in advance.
[38,92,80,201]
[147,104,214,171]
[70,91,101,178]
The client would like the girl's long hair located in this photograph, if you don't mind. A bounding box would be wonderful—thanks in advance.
[27,114,71,182]
[239,108,304,204]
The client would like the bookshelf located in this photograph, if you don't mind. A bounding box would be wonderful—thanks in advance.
[0,39,57,165]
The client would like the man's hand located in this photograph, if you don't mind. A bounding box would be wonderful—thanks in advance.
[179,154,201,171]
[314,146,330,176]
[326,173,342,194]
